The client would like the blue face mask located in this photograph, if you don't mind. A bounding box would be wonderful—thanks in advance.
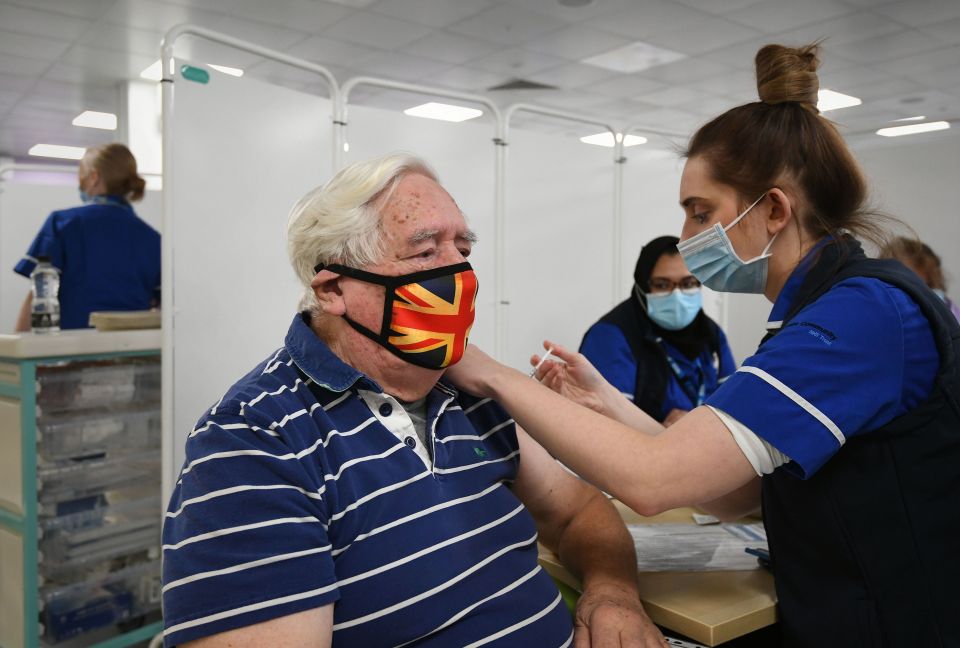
[643,286,702,331]
[79,188,90,203]
[676,193,778,294]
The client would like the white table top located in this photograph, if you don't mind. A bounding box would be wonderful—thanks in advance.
[0,328,161,359]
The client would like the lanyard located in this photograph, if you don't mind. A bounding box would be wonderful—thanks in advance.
[659,339,707,407]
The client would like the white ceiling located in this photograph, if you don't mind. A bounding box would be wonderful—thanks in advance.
[1,0,959,159]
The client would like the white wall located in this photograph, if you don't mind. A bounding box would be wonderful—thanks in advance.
[854,134,960,289]
[0,170,161,333]
[168,63,332,475]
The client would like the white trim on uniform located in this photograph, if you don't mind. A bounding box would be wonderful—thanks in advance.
[737,365,845,445]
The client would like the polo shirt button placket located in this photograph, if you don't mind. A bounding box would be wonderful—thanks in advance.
[404,436,416,449]
[379,402,393,417]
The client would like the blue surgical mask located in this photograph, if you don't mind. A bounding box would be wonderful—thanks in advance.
[643,286,702,331]
[676,193,777,294]
[79,188,90,203]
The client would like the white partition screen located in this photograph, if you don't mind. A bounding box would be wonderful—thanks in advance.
[168,62,332,474]
[503,129,616,371]
[344,101,498,354]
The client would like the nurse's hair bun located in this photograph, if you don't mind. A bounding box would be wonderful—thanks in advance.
[755,43,820,111]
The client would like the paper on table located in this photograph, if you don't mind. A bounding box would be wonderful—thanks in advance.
[629,523,767,572]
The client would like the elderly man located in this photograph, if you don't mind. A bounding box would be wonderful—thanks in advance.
[161,154,664,647]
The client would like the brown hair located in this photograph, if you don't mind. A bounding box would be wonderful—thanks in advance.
[684,43,885,246]
[879,236,946,290]
[83,143,146,202]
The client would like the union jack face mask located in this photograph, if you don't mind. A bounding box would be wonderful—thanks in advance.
[314,261,478,370]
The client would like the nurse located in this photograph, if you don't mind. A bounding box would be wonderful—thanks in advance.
[446,43,960,646]
[14,143,161,331]
[579,235,736,426]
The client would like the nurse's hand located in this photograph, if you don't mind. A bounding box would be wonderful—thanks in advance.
[444,344,511,398]
[531,341,610,415]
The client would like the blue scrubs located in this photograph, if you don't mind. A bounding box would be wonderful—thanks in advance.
[14,196,161,329]
[581,321,736,418]
[707,245,939,478]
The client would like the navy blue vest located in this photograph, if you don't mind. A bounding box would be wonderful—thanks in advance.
[761,238,960,647]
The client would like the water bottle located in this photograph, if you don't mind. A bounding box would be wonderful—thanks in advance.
[30,256,60,334]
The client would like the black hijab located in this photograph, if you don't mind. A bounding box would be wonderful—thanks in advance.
[632,235,713,359]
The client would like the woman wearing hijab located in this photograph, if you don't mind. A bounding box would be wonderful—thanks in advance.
[580,236,736,426]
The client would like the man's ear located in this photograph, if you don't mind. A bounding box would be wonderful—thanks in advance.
[311,269,346,316]
[765,188,793,236]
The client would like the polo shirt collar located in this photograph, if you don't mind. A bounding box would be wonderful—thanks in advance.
[285,312,381,392]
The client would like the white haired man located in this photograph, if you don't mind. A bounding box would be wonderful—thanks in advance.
[161,154,665,647]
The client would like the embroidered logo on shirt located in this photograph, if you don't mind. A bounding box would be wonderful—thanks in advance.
[787,321,836,346]
[473,447,487,458]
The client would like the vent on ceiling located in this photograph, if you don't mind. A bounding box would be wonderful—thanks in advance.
[487,78,558,91]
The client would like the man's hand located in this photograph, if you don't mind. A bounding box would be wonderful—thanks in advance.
[574,584,668,648]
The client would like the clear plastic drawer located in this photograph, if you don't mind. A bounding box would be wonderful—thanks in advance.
[40,559,161,643]
[36,358,161,414]
[37,409,161,462]
[38,453,160,508]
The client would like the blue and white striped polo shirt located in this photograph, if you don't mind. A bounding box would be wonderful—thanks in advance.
[162,313,573,647]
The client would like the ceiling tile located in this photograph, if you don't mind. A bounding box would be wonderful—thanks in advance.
[286,34,384,68]
[0,28,71,61]
[0,3,93,40]
[527,63,618,90]
[0,53,50,77]
[427,65,506,92]
[880,46,960,77]
[177,38,267,69]
[105,0,223,32]
[874,0,960,28]
[639,57,738,84]
[498,0,637,23]
[629,106,702,134]
[211,15,308,51]
[446,4,567,46]
[1,0,115,19]
[197,0,354,33]
[245,59,338,89]
[672,0,766,14]
[703,36,785,70]
[26,79,118,113]
[918,18,960,46]
[643,16,761,56]
[725,0,855,33]
[910,67,960,91]
[370,0,498,28]
[469,48,567,78]
[640,85,710,107]
[773,11,904,46]
[581,75,666,99]
[676,94,741,118]
[356,50,452,83]
[830,29,948,63]
[586,1,713,40]
[323,10,433,49]
[534,90,616,112]
[79,22,164,58]
[694,71,757,101]
[525,25,635,61]
[399,30,500,66]
[843,75,927,101]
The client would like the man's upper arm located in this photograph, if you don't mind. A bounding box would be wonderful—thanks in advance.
[181,605,333,648]
[511,425,598,550]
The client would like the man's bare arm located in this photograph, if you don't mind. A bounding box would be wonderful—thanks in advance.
[182,605,333,648]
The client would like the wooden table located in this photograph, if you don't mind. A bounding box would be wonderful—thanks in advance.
[538,503,777,646]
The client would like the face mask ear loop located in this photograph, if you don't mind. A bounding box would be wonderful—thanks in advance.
[723,193,767,233]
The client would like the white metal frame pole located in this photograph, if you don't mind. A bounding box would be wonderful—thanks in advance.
[159,24,340,505]
[336,77,507,354]
[499,105,622,356]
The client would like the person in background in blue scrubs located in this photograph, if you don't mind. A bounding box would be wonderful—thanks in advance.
[14,143,160,331]
[580,236,736,426]
[446,43,960,647]
[880,236,960,323]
